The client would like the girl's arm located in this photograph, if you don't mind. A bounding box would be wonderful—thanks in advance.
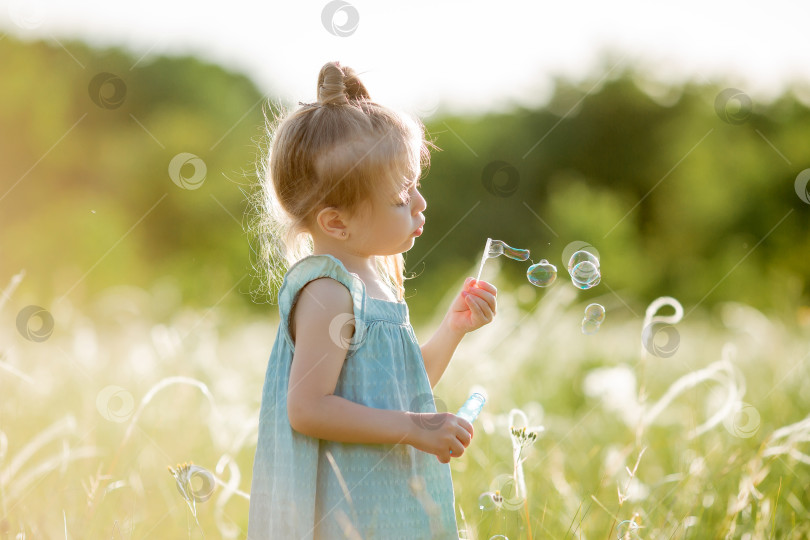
[286,277,473,462]
[420,278,497,388]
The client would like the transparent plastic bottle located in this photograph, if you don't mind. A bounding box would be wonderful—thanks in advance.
[456,392,486,423]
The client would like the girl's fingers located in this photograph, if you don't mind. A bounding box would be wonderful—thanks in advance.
[458,428,472,447]
[465,287,497,310]
[465,294,493,321]
[465,294,485,318]
[458,418,474,436]
[469,279,497,295]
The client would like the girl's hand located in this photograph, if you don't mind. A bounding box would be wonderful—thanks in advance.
[407,412,474,463]
[446,278,497,334]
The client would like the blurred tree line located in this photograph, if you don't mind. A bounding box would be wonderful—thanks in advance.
[1,35,808,323]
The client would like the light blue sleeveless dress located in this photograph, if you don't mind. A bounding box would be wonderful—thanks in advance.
[247,254,459,539]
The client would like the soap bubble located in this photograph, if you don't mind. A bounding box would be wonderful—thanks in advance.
[571,261,600,289]
[487,239,530,261]
[568,250,601,289]
[567,250,599,274]
[616,519,641,539]
[490,536,509,540]
[581,303,605,335]
[526,259,557,287]
[562,241,600,271]
[581,319,600,335]
[584,303,606,323]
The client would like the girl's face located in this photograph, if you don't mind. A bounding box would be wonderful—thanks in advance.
[348,179,426,256]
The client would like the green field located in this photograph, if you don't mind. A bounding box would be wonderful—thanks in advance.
[3,260,809,539]
[3,31,810,540]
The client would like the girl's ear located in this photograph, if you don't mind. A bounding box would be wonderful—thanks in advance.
[315,207,349,239]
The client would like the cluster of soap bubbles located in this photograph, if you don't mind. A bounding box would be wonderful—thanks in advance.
[478,239,602,290]
[477,238,606,335]
[581,303,606,335]
[567,249,601,289]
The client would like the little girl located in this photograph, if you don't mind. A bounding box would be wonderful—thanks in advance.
[247,61,497,540]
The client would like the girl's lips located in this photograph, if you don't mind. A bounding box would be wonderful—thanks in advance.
[413,226,423,237]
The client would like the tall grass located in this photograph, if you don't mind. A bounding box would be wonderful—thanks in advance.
[2,263,809,538]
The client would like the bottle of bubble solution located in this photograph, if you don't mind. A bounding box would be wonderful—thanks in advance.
[456,392,486,423]
[450,393,487,456]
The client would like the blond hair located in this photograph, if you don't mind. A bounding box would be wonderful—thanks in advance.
[248,61,433,302]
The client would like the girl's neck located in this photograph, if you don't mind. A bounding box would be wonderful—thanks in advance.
[311,242,396,302]
[312,245,374,277]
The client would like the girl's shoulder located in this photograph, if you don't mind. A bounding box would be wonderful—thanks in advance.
[282,253,357,287]
[278,254,366,315]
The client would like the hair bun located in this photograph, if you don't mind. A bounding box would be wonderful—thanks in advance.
[317,61,370,106]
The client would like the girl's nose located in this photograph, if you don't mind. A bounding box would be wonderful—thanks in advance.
[412,188,427,214]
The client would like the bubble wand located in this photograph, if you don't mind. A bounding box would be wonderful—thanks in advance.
[475,238,493,282]
[476,238,530,282]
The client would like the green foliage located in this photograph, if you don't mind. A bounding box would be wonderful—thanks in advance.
[1,37,263,309]
[1,36,808,323]
[408,76,810,321]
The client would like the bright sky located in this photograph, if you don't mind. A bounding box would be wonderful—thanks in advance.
[3,0,810,116]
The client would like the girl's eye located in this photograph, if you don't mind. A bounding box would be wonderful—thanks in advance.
[394,182,419,206]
